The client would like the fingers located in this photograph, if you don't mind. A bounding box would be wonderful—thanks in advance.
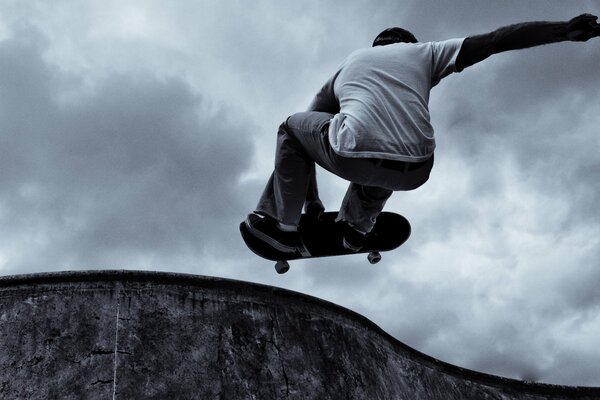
[577,13,598,21]
[588,17,600,38]
[569,14,600,41]
[572,13,598,28]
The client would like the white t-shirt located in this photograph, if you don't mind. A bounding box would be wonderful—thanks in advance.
[327,38,464,162]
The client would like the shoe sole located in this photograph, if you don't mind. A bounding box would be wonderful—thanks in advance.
[342,237,363,253]
[245,216,300,254]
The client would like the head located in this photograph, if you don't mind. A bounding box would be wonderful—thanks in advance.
[372,27,418,47]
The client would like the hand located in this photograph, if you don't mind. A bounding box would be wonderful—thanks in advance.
[566,13,600,41]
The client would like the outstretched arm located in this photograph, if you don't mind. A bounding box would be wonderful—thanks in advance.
[456,14,600,71]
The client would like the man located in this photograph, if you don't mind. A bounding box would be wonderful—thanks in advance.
[245,14,600,254]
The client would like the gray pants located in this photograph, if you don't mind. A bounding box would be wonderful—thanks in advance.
[255,112,434,233]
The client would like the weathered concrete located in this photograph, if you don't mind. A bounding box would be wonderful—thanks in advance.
[0,270,598,399]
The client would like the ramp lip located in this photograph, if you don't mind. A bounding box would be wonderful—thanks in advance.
[1,269,599,397]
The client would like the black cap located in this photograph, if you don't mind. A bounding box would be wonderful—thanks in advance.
[373,27,418,46]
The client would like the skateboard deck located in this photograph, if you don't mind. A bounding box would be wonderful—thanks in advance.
[240,211,411,273]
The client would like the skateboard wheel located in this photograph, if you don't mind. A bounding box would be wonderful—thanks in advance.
[275,261,290,274]
[368,251,381,265]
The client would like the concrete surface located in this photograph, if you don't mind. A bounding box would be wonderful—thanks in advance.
[0,270,598,399]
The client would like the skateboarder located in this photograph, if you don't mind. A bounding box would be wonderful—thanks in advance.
[245,14,600,254]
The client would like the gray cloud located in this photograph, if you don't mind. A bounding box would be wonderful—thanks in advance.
[0,27,253,273]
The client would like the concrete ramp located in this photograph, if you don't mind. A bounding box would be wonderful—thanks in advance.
[0,270,598,399]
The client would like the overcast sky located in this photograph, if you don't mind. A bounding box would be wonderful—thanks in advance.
[1,0,599,387]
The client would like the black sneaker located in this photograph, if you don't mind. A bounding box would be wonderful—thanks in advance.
[245,213,303,254]
[341,222,368,252]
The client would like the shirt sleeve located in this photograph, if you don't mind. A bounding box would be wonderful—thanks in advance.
[307,71,341,113]
[430,38,465,86]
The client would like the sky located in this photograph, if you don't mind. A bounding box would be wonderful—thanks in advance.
[0,0,599,387]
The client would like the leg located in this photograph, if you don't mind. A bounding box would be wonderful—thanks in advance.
[304,163,325,218]
[250,112,333,252]
[255,124,312,228]
[255,112,333,228]
[334,157,435,251]
[337,184,393,234]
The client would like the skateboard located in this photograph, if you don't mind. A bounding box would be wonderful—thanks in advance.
[239,211,411,274]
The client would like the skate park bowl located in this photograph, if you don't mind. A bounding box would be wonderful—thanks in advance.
[1,270,599,399]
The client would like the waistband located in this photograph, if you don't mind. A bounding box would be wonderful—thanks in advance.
[381,154,434,173]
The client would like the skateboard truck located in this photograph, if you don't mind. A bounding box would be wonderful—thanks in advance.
[367,251,382,264]
[275,261,290,274]
[274,250,382,274]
